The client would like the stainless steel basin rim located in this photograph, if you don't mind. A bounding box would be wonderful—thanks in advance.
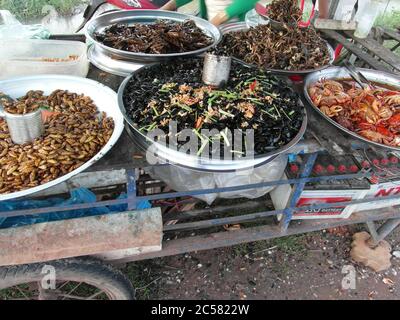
[85,10,222,62]
[118,61,308,172]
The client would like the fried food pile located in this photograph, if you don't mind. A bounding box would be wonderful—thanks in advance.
[213,24,330,71]
[309,79,400,147]
[94,20,213,54]
[0,90,114,194]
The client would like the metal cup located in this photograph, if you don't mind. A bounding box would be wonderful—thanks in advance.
[0,98,44,145]
[202,53,232,87]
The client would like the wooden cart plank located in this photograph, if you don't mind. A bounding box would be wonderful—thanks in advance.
[381,28,400,44]
[321,29,392,72]
[113,207,400,263]
[344,30,400,72]
[0,208,162,266]
[314,19,356,31]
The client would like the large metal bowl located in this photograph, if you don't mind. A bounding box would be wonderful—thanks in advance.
[219,22,334,75]
[118,60,307,172]
[87,44,145,77]
[86,10,222,63]
[304,66,400,151]
[0,75,124,201]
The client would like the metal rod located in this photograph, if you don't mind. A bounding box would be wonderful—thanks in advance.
[140,171,371,201]
[366,220,379,242]
[114,207,400,264]
[0,172,396,219]
[164,209,277,232]
[280,153,318,232]
[126,169,137,210]
[374,217,400,243]
[164,199,268,221]
[165,201,400,234]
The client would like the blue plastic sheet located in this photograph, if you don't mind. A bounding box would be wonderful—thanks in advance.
[0,188,151,229]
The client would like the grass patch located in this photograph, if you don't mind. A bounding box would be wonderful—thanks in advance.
[232,234,308,258]
[0,0,87,21]
[268,234,308,255]
[123,261,165,300]
[376,10,400,30]
[375,10,400,56]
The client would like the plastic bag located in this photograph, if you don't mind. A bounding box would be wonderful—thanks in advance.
[149,164,217,204]
[0,188,151,229]
[0,10,50,40]
[148,155,288,205]
[245,9,270,28]
[214,155,288,199]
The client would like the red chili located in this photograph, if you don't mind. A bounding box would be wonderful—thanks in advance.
[249,80,258,91]
[388,113,400,126]
[376,126,393,137]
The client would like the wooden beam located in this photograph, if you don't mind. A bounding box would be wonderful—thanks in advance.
[321,29,393,73]
[344,30,400,72]
[314,19,357,31]
[0,208,162,266]
[381,28,400,43]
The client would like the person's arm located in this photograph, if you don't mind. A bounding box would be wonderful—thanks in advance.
[160,0,193,11]
[318,0,329,19]
[210,0,258,26]
[225,0,259,20]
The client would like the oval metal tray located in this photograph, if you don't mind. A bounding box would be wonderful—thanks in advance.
[86,10,222,62]
[118,59,307,172]
[88,44,146,77]
[219,22,334,75]
[304,66,400,151]
[0,75,124,201]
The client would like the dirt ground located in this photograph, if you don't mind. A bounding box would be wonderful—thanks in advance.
[123,224,400,300]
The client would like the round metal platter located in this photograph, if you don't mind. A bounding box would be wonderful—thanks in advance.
[0,75,124,201]
[86,10,222,62]
[88,44,147,77]
[218,22,335,75]
[304,66,400,152]
[118,60,307,172]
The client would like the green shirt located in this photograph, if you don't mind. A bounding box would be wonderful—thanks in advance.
[176,0,259,21]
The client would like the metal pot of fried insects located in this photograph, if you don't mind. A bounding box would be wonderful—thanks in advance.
[119,58,307,172]
[0,91,56,145]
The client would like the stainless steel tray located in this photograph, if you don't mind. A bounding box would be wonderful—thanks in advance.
[219,22,334,75]
[88,44,147,77]
[86,10,221,62]
[304,66,400,151]
[118,60,307,172]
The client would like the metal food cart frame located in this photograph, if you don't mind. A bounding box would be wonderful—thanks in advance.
[1,26,400,298]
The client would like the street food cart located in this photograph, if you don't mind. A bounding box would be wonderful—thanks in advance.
[1,0,400,300]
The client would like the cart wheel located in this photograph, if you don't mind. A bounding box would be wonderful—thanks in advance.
[0,258,135,300]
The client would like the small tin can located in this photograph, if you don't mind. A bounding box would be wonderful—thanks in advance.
[202,53,232,87]
[0,103,44,145]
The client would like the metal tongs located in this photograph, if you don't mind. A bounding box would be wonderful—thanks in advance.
[343,61,375,89]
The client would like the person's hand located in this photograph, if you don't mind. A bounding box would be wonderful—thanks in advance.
[160,0,177,11]
[210,11,229,26]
